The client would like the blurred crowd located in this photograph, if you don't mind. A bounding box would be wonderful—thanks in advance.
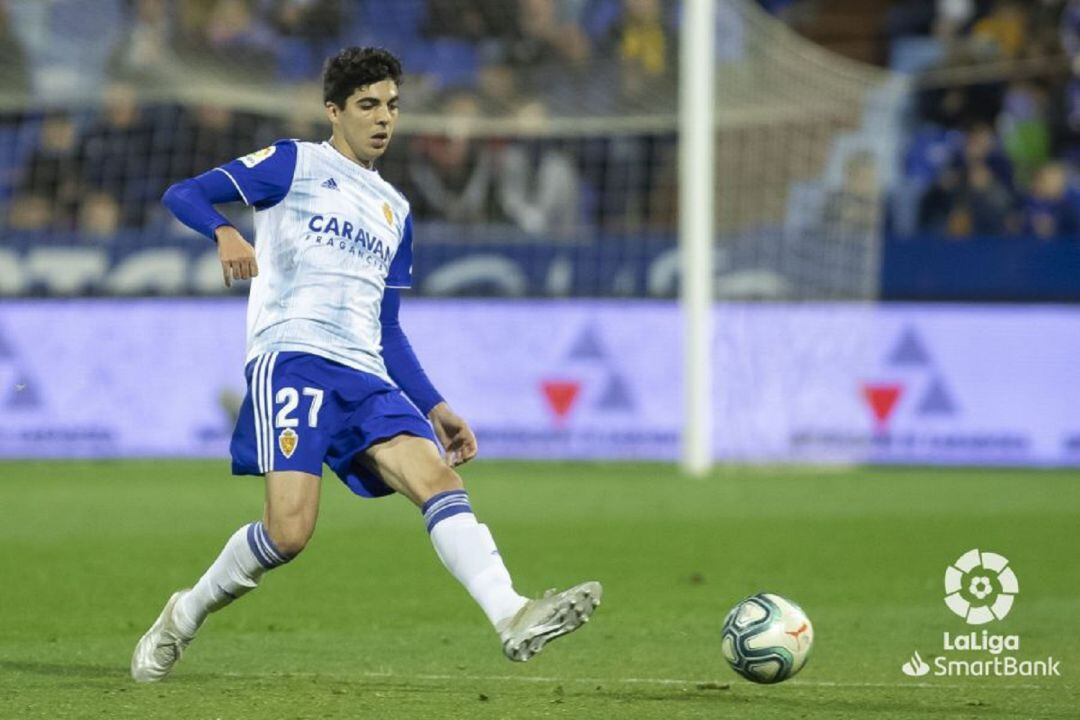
[887,0,1080,239]
[0,0,681,239]
[1,82,678,238]
[0,0,677,112]
[5,0,1080,243]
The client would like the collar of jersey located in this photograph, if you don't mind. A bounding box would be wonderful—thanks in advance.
[321,140,381,177]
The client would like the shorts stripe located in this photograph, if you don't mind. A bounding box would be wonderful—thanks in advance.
[256,354,269,472]
[263,352,279,472]
[251,354,267,474]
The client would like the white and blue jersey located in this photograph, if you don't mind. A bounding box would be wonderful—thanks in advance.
[216,139,413,381]
[162,138,442,495]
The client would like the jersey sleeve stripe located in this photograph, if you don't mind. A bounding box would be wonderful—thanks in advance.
[215,167,250,206]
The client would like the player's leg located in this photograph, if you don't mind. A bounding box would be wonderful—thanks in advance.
[132,352,333,682]
[364,434,601,661]
[130,470,318,683]
[172,470,319,635]
[365,435,527,624]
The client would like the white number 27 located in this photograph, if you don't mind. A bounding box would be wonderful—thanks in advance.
[274,387,324,428]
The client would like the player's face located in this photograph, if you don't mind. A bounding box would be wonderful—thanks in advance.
[326,80,399,168]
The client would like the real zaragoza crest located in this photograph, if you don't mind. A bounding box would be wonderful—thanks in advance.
[278,428,298,459]
[382,202,394,226]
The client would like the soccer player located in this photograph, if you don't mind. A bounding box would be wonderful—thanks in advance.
[131,47,601,683]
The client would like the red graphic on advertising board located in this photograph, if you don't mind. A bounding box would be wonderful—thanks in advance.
[860,383,904,429]
[541,380,581,421]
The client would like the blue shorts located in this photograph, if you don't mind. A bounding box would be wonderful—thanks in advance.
[230,351,438,498]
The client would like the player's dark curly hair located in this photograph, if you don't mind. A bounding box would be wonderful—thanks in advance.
[323,47,403,108]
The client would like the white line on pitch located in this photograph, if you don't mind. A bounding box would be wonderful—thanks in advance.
[355,670,1048,691]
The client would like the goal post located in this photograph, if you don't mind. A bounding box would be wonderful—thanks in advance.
[679,0,716,477]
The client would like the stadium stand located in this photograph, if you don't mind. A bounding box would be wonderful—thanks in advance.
[0,0,1077,301]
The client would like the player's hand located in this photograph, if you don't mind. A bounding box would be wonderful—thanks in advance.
[428,402,478,467]
[215,226,258,288]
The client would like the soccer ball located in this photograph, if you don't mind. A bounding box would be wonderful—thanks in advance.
[721,592,814,684]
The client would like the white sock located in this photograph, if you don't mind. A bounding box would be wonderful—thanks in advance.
[173,521,292,637]
[423,490,528,629]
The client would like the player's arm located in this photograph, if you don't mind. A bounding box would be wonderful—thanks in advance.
[381,214,478,467]
[379,288,477,467]
[162,140,297,287]
[162,171,256,287]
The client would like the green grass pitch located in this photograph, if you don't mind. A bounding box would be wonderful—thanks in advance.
[1,460,1077,719]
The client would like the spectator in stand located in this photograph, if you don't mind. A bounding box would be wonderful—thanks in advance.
[1060,61,1080,161]
[821,151,881,241]
[201,0,278,72]
[76,190,123,238]
[588,133,676,232]
[1062,0,1080,58]
[918,162,1017,238]
[116,0,177,79]
[74,81,156,227]
[962,123,1015,192]
[476,60,523,113]
[998,81,1050,188]
[970,0,1029,59]
[954,159,1017,236]
[390,90,501,224]
[267,0,342,79]
[1024,161,1080,238]
[467,0,590,100]
[495,101,582,237]
[268,0,341,40]
[512,0,590,68]
[6,194,52,231]
[175,0,218,48]
[11,111,81,230]
[424,0,515,42]
[611,0,672,103]
[0,0,28,94]
[1025,0,1065,57]
[170,103,263,180]
[919,123,1018,237]
[933,0,976,41]
[894,124,965,235]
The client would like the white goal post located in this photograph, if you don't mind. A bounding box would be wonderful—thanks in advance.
[679,0,716,477]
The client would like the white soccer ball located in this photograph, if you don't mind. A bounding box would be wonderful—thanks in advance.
[721,592,814,684]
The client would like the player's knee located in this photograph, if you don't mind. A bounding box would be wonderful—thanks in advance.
[265,518,315,559]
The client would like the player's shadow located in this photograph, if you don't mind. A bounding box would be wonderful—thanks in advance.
[0,660,225,684]
[0,660,122,679]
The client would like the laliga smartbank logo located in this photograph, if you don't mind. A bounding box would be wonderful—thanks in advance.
[901,549,1061,679]
[944,548,1018,624]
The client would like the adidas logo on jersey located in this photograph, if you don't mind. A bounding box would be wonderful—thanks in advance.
[321,178,339,190]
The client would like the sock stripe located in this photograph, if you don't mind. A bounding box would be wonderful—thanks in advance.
[422,489,468,517]
[425,503,473,532]
[422,490,473,533]
[259,522,292,565]
[246,522,273,568]
[246,522,291,569]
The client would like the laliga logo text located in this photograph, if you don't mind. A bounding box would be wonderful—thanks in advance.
[901,550,1061,679]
